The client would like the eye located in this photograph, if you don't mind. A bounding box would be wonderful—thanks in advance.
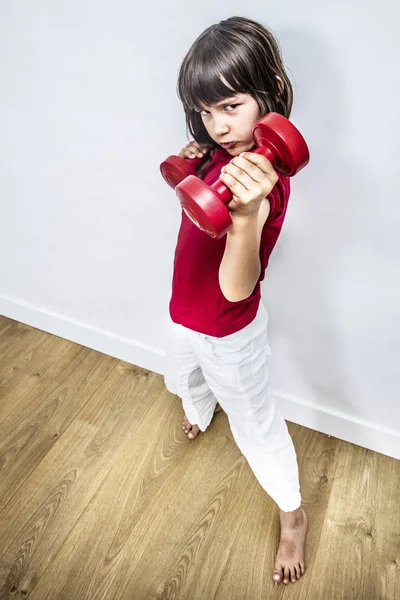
[197,103,239,117]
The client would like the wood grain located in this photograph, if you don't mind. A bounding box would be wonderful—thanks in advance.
[0,319,398,600]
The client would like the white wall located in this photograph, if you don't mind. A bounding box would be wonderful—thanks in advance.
[1,0,399,458]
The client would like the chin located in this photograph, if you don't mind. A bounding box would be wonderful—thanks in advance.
[228,143,253,156]
[228,144,244,155]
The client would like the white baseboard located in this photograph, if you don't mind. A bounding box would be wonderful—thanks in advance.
[1,294,399,460]
[274,390,400,460]
[0,293,166,375]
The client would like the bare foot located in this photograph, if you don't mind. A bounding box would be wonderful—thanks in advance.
[272,506,308,585]
[182,404,222,440]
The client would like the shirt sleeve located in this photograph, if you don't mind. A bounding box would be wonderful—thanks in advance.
[258,174,291,276]
[266,173,291,222]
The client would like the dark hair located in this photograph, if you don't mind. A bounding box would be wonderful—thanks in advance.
[177,16,293,146]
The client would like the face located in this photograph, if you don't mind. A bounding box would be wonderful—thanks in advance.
[198,92,261,156]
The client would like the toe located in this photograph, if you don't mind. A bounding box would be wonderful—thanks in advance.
[182,416,193,434]
[291,567,297,583]
[182,414,200,439]
[188,425,200,439]
[283,566,290,584]
[272,569,282,584]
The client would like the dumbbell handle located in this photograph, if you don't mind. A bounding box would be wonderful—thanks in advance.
[211,146,275,204]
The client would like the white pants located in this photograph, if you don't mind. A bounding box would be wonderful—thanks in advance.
[164,302,302,512]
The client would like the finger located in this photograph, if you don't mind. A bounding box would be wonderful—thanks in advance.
[225,156,265,187]
[179,142,199,157]
[188,140,203,150]
[221,162,262,193]
[219,171,250,197]
[238,152,277,178]
[190,141,211,152]
[188,145,202,156]
[189,142,211,158]
[184,147,205,159]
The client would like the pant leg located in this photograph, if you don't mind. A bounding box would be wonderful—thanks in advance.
[191,304,302,512]
[164,321,219,432]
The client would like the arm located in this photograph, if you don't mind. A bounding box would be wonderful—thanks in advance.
[217,152,277,302]
[219,201,270,302]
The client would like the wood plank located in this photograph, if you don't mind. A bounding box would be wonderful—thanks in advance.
[0,333,76,425]
[0,363,157,598]
[0,344,117,511]
[118,415,257,600]
[0,321,47,358]
[210,423,340,599]
[24,394,258,600]
[0,322,398,600]
[0,316,14,336]
[296,440,400,600]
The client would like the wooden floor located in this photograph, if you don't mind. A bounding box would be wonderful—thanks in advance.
[0,316,398,600]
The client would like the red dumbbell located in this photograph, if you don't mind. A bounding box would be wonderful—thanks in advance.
[174,112,310,238]
[160,153,209,189]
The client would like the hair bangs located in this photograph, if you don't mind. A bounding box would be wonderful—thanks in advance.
[178,43,247,112]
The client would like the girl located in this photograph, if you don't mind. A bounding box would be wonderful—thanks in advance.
[164,16,308,587]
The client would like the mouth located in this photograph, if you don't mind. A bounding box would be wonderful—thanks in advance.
[219,141,237,150]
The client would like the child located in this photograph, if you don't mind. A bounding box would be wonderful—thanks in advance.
[164,16,308,587]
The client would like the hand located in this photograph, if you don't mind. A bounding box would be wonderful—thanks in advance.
[179,141,211,160]
[219,152,278,218]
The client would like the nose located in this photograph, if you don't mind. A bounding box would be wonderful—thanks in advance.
[212,114,230,137]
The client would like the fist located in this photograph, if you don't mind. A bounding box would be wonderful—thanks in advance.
[219,152,278,218]
[179,141,211,160]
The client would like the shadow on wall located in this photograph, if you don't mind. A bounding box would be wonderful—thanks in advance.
[265,27,397,442]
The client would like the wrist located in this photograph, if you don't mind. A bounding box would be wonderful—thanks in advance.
[228,212,259,235]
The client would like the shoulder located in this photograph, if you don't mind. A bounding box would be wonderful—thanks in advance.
[266,173,291,222]
[258,173,291,238]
